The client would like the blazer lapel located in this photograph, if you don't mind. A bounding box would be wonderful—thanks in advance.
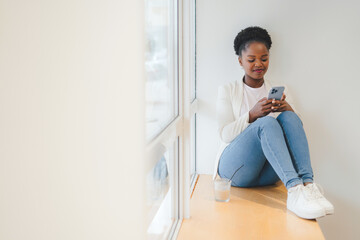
[232,79,243,118]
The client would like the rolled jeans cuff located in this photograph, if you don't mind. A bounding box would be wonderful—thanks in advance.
[302,177,313,184]
[286,178,303,190]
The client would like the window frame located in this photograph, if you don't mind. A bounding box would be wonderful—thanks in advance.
[144,0,181,238]
[145,0,197,239]
[172,1,198,239]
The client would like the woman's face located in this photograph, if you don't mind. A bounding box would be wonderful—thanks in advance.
[238,42,269,80]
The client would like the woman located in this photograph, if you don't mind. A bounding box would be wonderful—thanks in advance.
[214,26,334,219]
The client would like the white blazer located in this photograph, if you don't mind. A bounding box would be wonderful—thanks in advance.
[213,79,300,180]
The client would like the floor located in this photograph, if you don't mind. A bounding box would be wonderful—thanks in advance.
[177,175,325,240]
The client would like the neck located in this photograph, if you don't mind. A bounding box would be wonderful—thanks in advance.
[243,75,264,88]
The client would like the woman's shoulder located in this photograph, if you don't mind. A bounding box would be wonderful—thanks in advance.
[218,79,242,94]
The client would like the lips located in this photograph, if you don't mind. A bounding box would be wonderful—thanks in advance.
[253,69,264,73]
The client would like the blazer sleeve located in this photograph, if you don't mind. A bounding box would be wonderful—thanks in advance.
[216,85,251,143]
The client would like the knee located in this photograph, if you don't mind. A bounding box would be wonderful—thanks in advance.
[231,177,255,188]
[256,116,280,128]
[277,111,302,125]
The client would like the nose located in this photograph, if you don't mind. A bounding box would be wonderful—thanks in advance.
[254,59,262,67]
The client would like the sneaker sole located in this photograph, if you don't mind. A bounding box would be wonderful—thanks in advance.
[287,206,326,219]
[325,208,334,215]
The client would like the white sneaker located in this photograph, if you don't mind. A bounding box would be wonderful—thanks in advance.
[305,183,334,215]
[287,184,326,219]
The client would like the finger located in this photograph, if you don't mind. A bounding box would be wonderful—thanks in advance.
[260,101,272,107]
[262,105,273,112]
[259,97,268,102]
[271,100,281,105]
[266,98,275,104]
[271,105,279,111]
[263,107,272,114]
[281,94,286,101]
[276,103,287,112]
[263,101,273,107]
[260,100,271,106]
[274,106,282,112]
[264,108,273,114]
[272,102,286,112]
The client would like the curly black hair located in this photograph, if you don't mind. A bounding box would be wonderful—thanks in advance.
[234,26,272,56]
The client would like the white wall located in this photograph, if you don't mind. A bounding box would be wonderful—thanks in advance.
[0,1,146,239]
[196,0,360,239]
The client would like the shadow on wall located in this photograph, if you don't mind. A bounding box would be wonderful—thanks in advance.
[305,110,357,182]
[318,191,360,240]
[304,111,360,240]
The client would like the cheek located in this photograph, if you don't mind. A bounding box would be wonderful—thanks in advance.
[243,62,253,70]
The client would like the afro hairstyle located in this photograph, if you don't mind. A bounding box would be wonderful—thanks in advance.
[233,26,272,56]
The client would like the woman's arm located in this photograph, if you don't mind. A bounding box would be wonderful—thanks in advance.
[270,85,302,119]
[216,85,251,143]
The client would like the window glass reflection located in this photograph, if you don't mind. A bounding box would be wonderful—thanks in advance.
[146,144,175,239]
[145,0,178,139]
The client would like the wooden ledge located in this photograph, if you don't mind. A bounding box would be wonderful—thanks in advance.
[177,175,325,240]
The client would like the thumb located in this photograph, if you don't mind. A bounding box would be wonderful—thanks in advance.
[259,97,267,102]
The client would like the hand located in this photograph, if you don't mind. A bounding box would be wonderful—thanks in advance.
[270,94,294,112]
[249,97,273,123]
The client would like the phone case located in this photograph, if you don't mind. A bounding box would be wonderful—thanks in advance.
[268,86,285,100]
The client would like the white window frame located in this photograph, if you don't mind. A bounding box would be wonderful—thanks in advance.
[145,0,180,238]
[171,0,198,238]
[145,0,197,239]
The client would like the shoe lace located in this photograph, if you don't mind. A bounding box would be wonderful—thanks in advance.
[302,185,317,201]
[308,183,324,199]
[314,183,324,194]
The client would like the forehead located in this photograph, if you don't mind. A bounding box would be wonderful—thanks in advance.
[242,42,269,56]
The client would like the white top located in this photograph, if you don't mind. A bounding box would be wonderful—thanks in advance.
[213,79,301,180]
[240,82,277,118]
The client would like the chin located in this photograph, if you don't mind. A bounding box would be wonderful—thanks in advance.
[250,74,264,80]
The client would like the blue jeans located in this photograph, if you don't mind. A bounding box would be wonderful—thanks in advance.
[218,111,314,190]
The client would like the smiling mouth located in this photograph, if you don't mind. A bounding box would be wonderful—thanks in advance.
[253,69,264,73]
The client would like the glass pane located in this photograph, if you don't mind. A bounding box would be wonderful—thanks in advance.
[145,0,178,139]
[190,114,196,180]
[146,141,176,239]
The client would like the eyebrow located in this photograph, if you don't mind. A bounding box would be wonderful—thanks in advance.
[247,54,269,57]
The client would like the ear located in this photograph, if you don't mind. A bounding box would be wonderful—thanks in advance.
[238,56,243,66]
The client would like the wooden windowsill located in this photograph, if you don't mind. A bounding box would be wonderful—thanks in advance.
[177,174,325,240]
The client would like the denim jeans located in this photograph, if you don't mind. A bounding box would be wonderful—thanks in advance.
[218,111,314,190]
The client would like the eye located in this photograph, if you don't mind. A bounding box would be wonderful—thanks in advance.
[248,59,255,63]
[261,59,268,62]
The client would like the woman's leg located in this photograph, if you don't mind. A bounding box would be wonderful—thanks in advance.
[218,116,303,189]
[276,111,334,216]
[276,111,314,184]
[218,126,279,188]
[255,161,280,186]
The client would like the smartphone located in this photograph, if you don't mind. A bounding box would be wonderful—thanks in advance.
[268,86,285,100]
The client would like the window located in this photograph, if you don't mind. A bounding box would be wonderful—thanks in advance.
[144,0,180,239]
[189,0,197,190]
[144,0,197,239]
[146,139,178,239]
[145,0,179,140]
